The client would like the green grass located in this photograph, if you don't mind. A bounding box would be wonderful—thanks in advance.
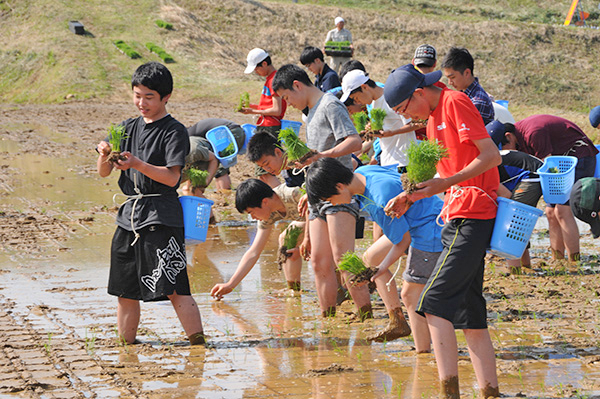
[0,0,598,140]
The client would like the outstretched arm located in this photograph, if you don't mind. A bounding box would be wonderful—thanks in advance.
[210,226,273,300]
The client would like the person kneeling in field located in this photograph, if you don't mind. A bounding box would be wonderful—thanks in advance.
[306,157,444,347]
[210,179,307,299]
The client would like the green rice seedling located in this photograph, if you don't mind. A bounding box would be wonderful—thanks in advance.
[370,108,386,131]
[113,40,141,59]
[106,123,129,165]
[338,251,368,275]
[185,167,209,188]
[218,142,236,157]
[278,224,303,269]
[352,111,368,133]
[155,19,173,30]
[548,166,560,173]
[278,127,313,163]
[234,92,250,112]
[402,139,448,194]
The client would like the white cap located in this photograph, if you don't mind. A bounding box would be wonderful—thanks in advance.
[340,69,369,102]
[244,48,269,74]
[335,16,344,25]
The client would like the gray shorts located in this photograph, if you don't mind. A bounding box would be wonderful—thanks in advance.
[402,246,441,285]
[511,180,542,208]
[308,199,360,221]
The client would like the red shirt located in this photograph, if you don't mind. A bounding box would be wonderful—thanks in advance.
[415,81,447,140]
[257,70,287,127]
[427,88,499,221]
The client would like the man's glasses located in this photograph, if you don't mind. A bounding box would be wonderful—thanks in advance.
[394,94,412,115]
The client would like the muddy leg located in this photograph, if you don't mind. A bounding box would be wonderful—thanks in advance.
[480,384,500,398]
[169,293,204,345]
[117,297,140,344]
[440,375,459,399]
[367,307,411,342]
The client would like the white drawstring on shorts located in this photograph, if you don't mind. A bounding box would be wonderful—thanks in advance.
[112,172,161,246]
[436,185,498,227]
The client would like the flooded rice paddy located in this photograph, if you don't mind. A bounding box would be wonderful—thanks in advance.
[1,117,600,398]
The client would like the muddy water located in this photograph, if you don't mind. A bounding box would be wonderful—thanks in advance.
[1,137,600,398]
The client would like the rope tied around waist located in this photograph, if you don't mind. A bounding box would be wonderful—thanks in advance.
[112,172,161,246]
[437,185,498,227]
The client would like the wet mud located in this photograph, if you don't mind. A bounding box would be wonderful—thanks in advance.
[1,102,600,398]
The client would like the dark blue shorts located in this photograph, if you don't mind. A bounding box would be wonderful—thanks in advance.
[416,218,495,329]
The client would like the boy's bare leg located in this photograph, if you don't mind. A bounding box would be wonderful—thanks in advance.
[327,211,371,317]
[168,292,204,344]
[367,269,411,342]
[215,174,232,190]
[464,328,499,398]
[309,217,338,315]
[117,297,140,344]
[425,313,460,398]
[546,206,565,257]
[554,204,580,260]
[283,256,302,290]
[258,173,280,189]
[401,282,431,353]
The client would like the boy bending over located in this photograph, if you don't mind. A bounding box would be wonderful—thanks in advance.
[306,158,444,348]
[210,179,306,298]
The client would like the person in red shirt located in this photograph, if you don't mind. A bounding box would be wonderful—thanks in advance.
[241,48,288,187]
[383,64,501,399]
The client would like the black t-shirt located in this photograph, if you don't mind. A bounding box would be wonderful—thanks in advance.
[187,118,241,138]
[107,115,190,230]
[498,150,542,191]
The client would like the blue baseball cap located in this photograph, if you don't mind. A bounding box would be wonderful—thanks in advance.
[589,106,600,128]
[383,64,442,109]
[486,120,506,147]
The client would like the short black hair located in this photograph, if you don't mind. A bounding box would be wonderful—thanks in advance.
[131,62,173,99]
[235,179,274,213]
[334,89,355,106]
[247,132,280,163]
[339,59,366,81]
[300,46,324,65]
[440,47,474,75]
[305,158,353,206]
[272,64,313,92]
[258,56,272,67]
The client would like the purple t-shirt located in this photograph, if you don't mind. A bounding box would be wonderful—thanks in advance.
[514,115,598,159]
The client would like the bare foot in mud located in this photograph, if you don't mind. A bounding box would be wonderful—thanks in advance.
[367,308,411,342]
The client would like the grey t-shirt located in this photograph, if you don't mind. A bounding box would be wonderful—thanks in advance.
[306,93,357,170]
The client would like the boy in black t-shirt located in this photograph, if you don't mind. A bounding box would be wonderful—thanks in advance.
[96,62,205,346]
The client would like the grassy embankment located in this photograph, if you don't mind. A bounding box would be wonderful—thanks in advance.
[0,0,598,138]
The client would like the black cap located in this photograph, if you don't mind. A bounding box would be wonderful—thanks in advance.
[413,44,437,67]
[570,177,600,238]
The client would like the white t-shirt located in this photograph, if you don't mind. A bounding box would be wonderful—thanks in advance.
[493,102,516,124]
[372,95,416,167]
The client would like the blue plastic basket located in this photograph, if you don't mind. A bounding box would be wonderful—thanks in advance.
[206,125,238,168]
[495,100,509,109]
[241,123,256,152]
[536,156,578,204]
[489,197,543,259]
[280,119,302,135]
[594,145,600,178]
[180,196,214,242]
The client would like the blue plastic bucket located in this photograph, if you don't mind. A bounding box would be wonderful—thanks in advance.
[280,119,302,135]
[180,196,214,242]
[496,100,509,109]
[206,125,239,168]
[536,156,578,204]
[489,197,543,259]
[241,123,256,152]
[594,144,600,178]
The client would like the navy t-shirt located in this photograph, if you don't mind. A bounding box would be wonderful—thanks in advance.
[106,115,189,230]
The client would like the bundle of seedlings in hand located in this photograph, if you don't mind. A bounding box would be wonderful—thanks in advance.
[184,167,209,188]
[548,167,560,173]
[219,142,236,158]
[337,251,377,286]
[278,128,316,167]
[106,124,128,166]
[352,111,369,138]
[234,92,250,112]
[277,225,303,269]
[401,139,448,194]
[369,108,386,133]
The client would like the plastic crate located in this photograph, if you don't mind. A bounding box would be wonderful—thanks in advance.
[241,124,256,153]
[180,196,214,242]
[206,125,238,168]
[489,197,543,259]
[280,120,302,135]
[594,145,600,178]
[536,156,578,204]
